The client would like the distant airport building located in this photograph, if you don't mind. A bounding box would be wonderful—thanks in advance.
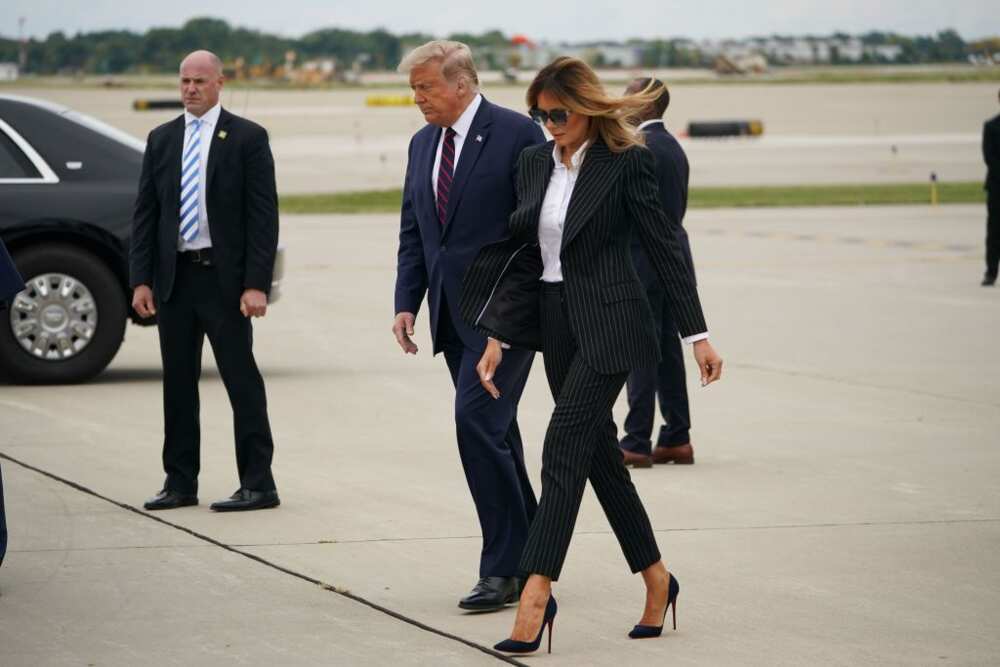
[0,63,18,81]
[521,43,642,69]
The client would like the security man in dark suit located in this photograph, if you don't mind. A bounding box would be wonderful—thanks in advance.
[130,50,280,512]
[982,88,1000,286]
[618,78,698,467]
[0,238,25,565]
[393,41,545,611]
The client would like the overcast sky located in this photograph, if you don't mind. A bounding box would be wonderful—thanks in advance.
[4,0,998,42]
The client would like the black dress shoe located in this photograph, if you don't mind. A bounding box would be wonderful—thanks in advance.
[143,489,198,511]
[210,489,280,512]
[458,576,520,612]
[982,272,997,287]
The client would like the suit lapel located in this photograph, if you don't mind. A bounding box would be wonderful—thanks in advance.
[424,126,442,230]
[510,143,555,240]
[205,108,232,192]
[561,140,623,251]
[442,100,493,237]
[166,116,186,222]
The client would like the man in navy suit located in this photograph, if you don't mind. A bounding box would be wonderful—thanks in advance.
[618,78,699,468]
[393,41,545,611]
[0,238,25,566]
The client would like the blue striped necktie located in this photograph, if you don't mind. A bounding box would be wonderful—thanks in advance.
[179,118,202,243]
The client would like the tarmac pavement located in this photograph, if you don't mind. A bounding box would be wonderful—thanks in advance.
[1,204,998,665]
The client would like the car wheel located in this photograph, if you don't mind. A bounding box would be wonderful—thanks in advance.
[0,244,127,384]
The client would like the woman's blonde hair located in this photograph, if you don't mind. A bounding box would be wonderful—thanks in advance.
[527,57,659,152]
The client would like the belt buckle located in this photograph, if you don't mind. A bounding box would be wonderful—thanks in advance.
[193,249,211,266]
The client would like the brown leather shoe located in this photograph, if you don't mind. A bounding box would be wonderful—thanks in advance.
[620,448,653,468]
[652,443,694,465]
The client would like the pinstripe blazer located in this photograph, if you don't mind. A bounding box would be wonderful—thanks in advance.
[461,138,707,375]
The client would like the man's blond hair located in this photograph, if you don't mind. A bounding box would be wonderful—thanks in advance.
[398,40,479,89]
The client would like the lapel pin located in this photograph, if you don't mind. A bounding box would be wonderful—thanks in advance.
[217,130,228,140]
[475,134,483,142]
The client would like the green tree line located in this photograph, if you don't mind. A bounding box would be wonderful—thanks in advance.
[0,18,993,75]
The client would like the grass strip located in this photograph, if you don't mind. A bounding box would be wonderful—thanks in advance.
[280,181,985,215]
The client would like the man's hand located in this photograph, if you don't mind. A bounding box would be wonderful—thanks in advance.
[240,289,268,318]
[693,339,723,386]
[476,338,504,399]
[392,312,418,354]
[132,285,156,318]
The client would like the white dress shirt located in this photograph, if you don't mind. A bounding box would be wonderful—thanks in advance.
[178,102,221,251]
[539,140,589,283]
[535,139,708,345]
[431,93,483,200]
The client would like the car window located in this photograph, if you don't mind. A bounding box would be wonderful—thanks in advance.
[0,130,41,179]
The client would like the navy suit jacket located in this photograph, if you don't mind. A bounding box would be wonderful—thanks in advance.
[631,121,695,288]
[395,97,545,354]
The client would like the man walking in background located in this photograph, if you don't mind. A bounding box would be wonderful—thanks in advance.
[392,41,545,611]
[618,78,699,468]
[130,50,281,512]
[982,88,1000,286]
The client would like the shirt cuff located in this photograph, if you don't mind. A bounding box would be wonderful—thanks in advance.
[681,332,709,345]
[489,337,511,350]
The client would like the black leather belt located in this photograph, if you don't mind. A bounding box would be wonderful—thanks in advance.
[178,248,214,265]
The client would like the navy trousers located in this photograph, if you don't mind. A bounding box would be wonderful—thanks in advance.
[437,306,537,577]
[620,288,691,455]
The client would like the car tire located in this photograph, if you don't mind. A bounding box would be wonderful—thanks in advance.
[0,244,127,384]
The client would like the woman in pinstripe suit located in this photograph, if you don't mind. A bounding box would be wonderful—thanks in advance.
[460,57,723,654]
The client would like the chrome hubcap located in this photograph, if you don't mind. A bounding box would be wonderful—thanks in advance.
[9,273,98,360]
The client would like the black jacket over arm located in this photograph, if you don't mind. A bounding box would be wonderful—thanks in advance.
[129,108,279,305]
[461,139,707,375]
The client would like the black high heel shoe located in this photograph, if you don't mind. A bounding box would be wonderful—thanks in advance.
[494,595,558,654]
[628,573,679,639]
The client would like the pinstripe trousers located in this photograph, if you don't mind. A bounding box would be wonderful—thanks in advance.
[519,282,662,580]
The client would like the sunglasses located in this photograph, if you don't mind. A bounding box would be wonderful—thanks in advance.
[529,107,572,126]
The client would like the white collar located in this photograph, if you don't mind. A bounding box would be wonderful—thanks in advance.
[447,93,483,139]
[637,118,665,132]
[184,102,222,128]
[552,139,591,171]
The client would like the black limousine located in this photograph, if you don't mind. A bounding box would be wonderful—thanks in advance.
[0,94,282,383]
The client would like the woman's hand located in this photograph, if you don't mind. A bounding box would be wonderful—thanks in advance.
[476,338,504,399]
[693,339,723,386]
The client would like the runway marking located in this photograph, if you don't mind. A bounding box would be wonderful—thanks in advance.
[0,451,529,667]
[695,227,979,254]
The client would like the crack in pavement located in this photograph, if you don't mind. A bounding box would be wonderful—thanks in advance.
[224,517,1000,548]
[12,514,996,554]
[0,451,528,667]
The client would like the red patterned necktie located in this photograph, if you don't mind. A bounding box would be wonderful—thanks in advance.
[436,127,457,225]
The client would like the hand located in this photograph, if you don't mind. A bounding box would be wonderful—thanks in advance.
[240,289,268,318]
[692,339,723,386]
[392,312,418,354]
[132,285,156,318]
[476,338,504,399]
